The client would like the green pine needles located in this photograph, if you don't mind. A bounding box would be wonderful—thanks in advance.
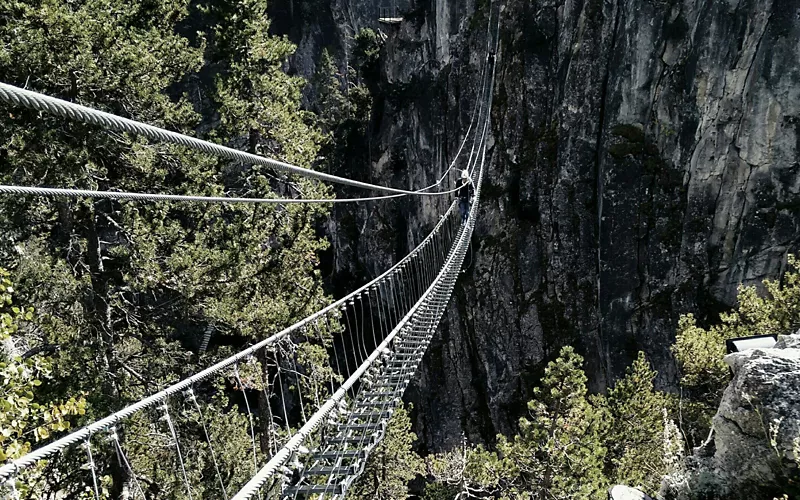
[417,256,800,499]
[0,0,331,496]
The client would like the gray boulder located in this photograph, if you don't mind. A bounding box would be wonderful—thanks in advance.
[609,485,653,500]
[661,333,800,499]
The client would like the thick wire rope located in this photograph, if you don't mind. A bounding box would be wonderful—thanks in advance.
[0,185,405,204]
[186,388,229,500]
[0,47,486,208]
[0,82,459,197]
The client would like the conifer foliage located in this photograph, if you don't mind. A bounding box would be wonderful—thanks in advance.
[0,0,331,496]
[350,403,424,500]
[426,347,676,499]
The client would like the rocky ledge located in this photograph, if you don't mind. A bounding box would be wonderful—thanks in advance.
[662,332,800,499]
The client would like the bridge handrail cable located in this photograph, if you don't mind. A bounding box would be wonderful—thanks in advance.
[0,82,468,198]
[0,197,457,481]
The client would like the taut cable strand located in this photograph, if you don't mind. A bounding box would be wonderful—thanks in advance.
[109,428,147,500]
[0,184,462,205]
[84,438,101,500]
[0,83,465,197]
[0,84,362,194]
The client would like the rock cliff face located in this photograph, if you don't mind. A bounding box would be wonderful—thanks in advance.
[661,332,800,499]
[271,0,800,452]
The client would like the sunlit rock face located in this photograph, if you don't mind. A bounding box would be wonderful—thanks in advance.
[272,0,800,452]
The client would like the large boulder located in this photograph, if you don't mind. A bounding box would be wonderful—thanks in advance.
[661,333,800,499]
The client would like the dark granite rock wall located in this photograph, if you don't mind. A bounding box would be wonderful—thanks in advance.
[271,0,800,452]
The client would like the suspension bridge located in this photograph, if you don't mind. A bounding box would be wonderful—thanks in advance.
[0,5,500,499]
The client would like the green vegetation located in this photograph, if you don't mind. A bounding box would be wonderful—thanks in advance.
[350,403,424,499]
[0,0,331,496]
[1,1,798,498]
[673,254,800,444]
[0,269,87,496]
[419,257,800,498]
[424,347,672,498]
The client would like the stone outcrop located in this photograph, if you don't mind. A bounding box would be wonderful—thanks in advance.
[270,0,800,452]
[661,332,800,499]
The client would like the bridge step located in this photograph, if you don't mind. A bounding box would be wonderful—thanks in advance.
[314,450,362,460]
[349,411,392,420]
[339,423,383,431]
[328,435,374,444]
[391,353,424,359]
[355,400,395,408]
[394,347,424,354]
[361,390,400,398]
[372,377,411,392]
[371,382,407,389]
[384,370,416,378]
[306,465,356,476]
[380,370,412,376]
[397,341,428,347]
[383,366,416,373]
[400,333,429,339]
[396,342,429,348]
[284,484,344,496]
[397,339,429,345]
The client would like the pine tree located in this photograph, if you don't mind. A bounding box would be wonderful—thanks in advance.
[499,346,610,498]
[0,0,331,496]
[427,347,611,499]
[605,351,674,495]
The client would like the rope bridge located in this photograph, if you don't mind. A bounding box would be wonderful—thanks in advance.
[0,4,499,498]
